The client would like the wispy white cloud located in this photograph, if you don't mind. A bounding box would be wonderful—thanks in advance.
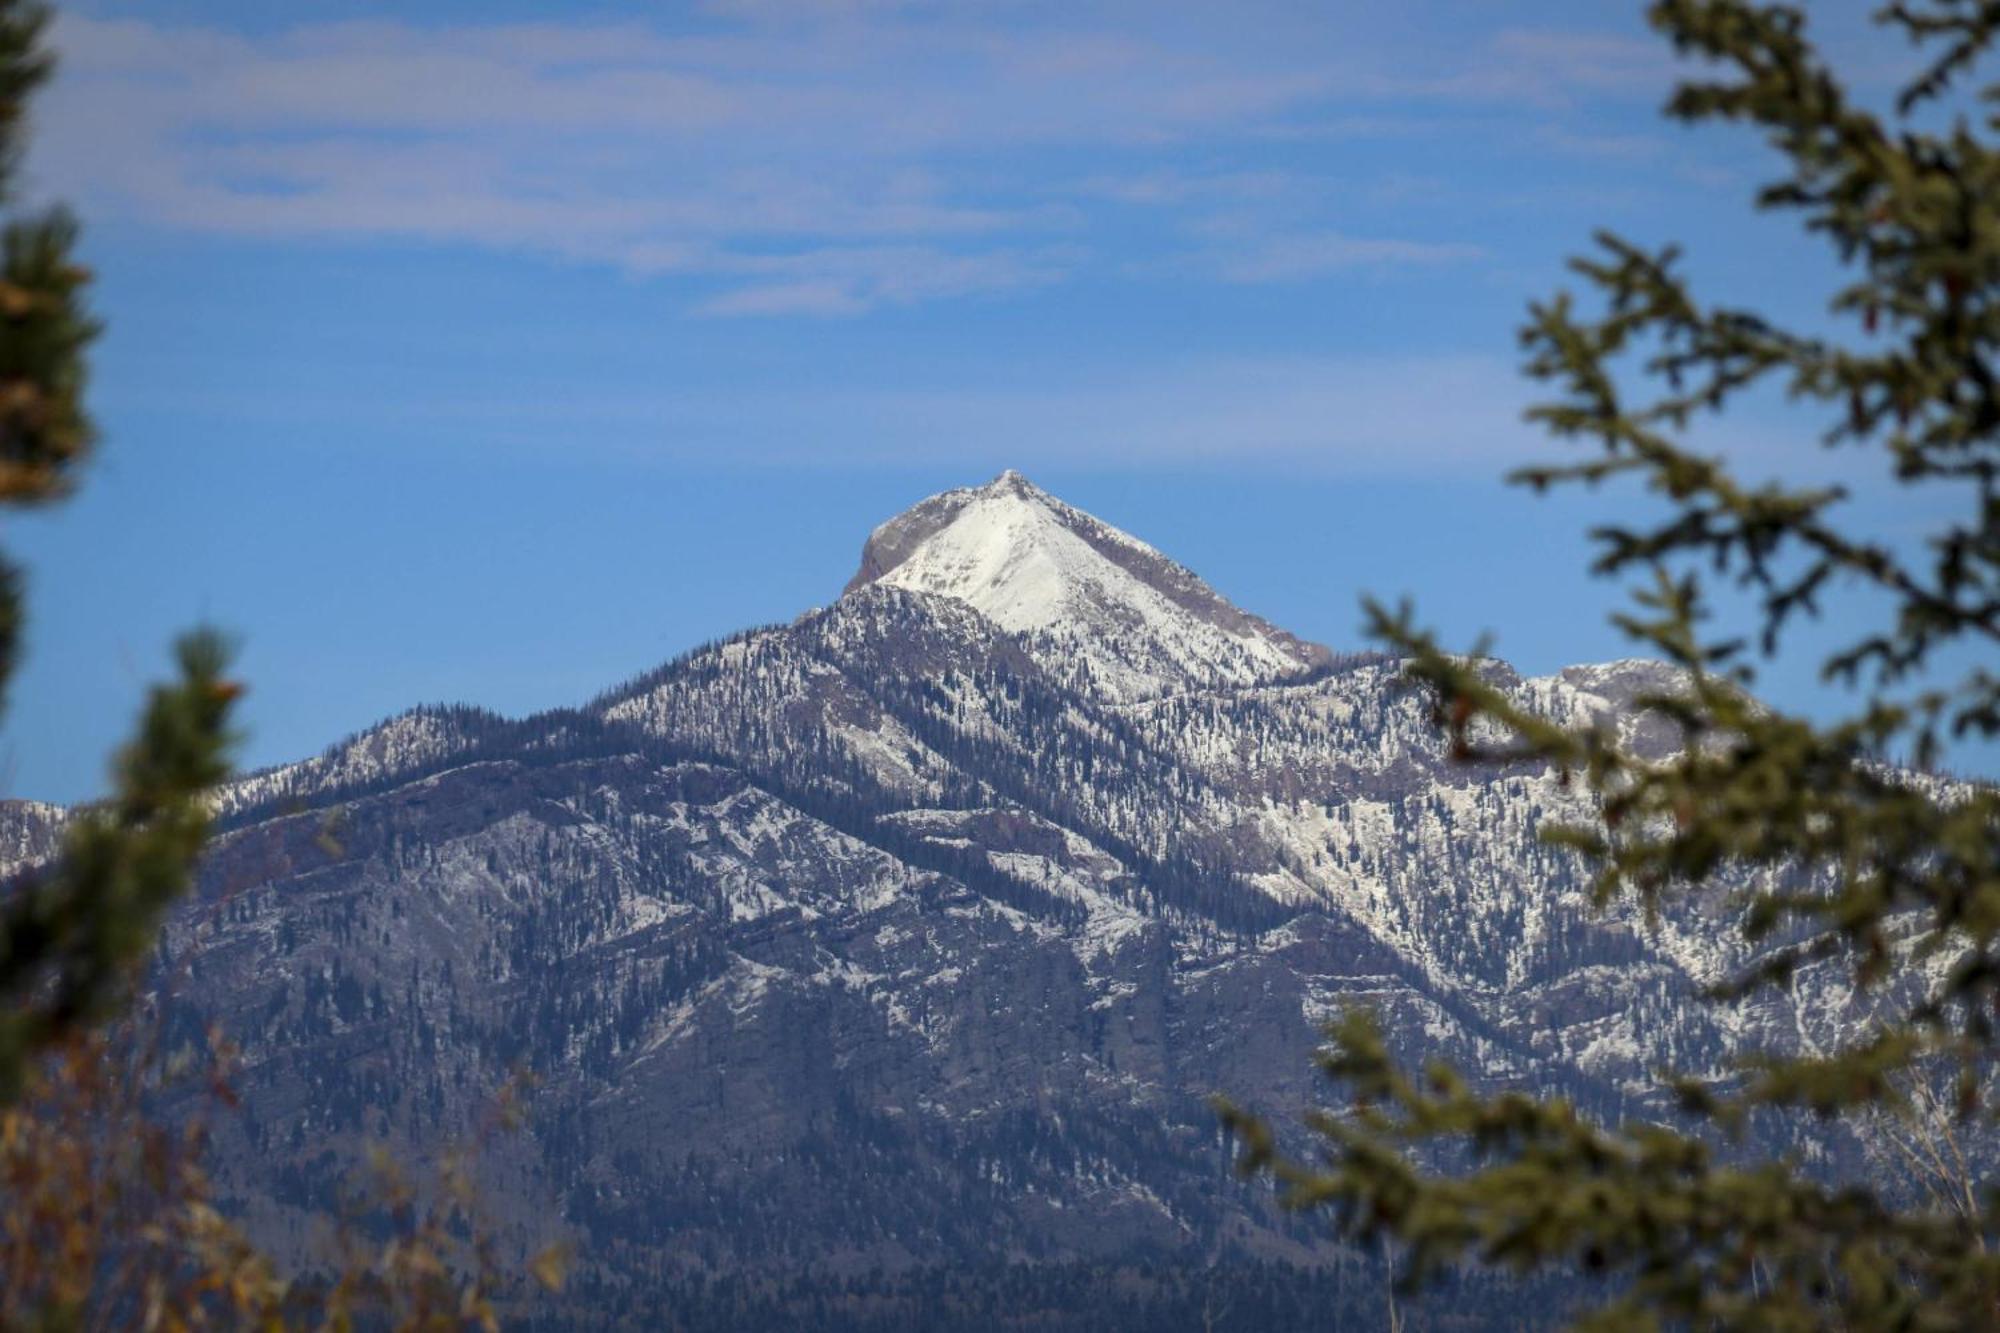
[1070,169,1299,206]
[836,354,1542,472]
[1205,229,1483,283]
[119,337,1851,484]
[34,7,1677,313]
[1485,29,1673,99]
[695,244,1075,315]
[196,352,1548,474]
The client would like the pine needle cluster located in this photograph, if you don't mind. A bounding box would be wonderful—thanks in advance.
[1224,3,2000,1327]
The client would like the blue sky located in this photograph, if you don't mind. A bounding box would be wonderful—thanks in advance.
[4,0,1949,801]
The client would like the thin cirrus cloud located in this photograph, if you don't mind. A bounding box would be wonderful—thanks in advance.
[235,352,1549,473]
[834,355,1545,472]
[35,7,1665,315]
[803,355,1833,480]
[1206,230,1485,283]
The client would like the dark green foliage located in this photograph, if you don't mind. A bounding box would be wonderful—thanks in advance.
[1223,2,2000,1328]
[0,1,94,505]
[0,0,239,1100]
[0,632,236,1099]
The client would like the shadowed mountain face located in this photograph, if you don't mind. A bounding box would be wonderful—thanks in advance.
[0,473,1892,1325]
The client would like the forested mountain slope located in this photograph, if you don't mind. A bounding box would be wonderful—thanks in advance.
[0,471,1898,1326]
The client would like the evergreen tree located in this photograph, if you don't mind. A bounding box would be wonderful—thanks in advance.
[1224,2,2000,1327]
[0,0,239,1101]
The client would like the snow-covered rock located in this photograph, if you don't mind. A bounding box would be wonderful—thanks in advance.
[847,470,1331,701]
[15,470,1913,1315]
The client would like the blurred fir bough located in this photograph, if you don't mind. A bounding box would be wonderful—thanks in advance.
[0,3,565,1326]
[1222,2,2000,1328]
[0,0,234,1103]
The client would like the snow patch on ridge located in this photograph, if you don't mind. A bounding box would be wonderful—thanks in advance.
[845,470,1330,701]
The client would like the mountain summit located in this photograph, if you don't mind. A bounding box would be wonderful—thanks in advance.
[843,470,1332,701]
[0,470,1867,1325]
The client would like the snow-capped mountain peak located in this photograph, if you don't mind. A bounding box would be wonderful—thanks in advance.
[843,470,1331,701]
[0,467,1888,1314]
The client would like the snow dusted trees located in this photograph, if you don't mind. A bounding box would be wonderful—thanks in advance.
[1226,2,2000,1327]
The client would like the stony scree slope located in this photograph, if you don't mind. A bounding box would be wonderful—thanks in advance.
[0,471,1903,1314]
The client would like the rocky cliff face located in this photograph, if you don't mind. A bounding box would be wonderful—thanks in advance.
[0,472,1901,1324]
